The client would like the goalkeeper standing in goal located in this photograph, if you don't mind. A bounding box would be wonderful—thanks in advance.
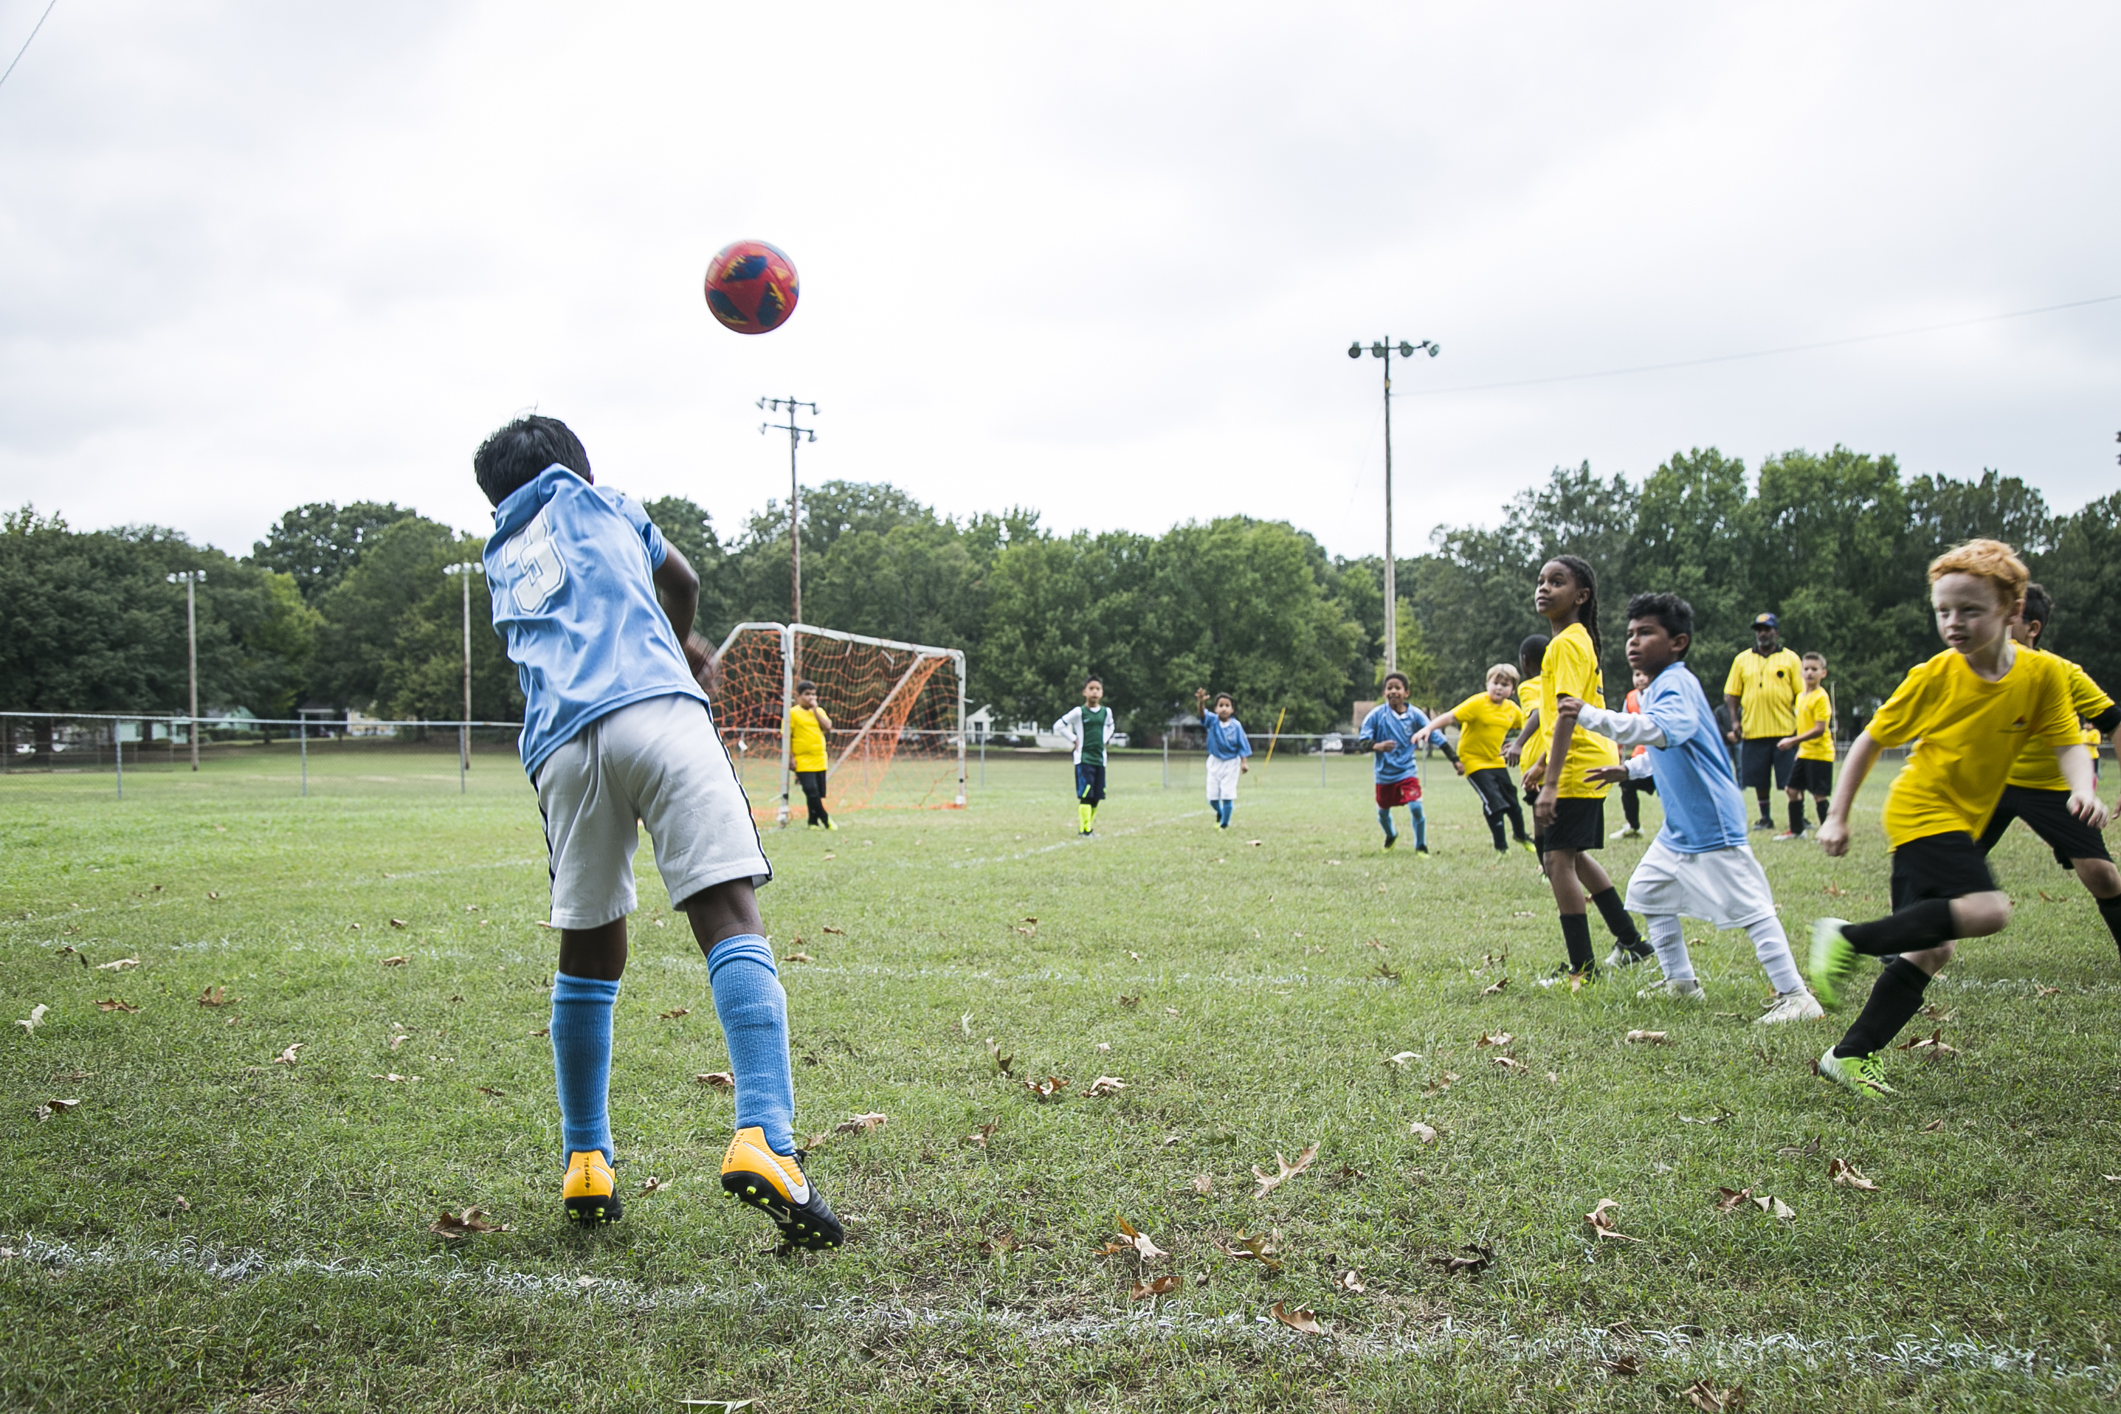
[1054,676,1115,835]
[788,679,835,829]
[474,414,840,1250]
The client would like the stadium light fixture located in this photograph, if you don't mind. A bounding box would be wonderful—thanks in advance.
[442,562,485,789]
[166,570,206,771]
[1344,337,1440,675]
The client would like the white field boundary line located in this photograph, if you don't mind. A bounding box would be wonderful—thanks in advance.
[947,811,1214,868]
[0,1233,2104,1383]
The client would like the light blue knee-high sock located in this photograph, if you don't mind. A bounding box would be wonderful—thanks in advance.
[1218,799,1235,828]
[550,972,620,1163]
[1409,799,1428,850]
[706,934,796,1156]
[1377,806,1397,841]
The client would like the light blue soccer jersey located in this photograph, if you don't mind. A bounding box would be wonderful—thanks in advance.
[485,465,707,777]
[1356,703,1428,784]
[1637,666,1749,853]
[1203,713,1253,760]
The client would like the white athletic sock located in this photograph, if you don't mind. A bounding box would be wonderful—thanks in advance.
[1646,914,1695,982]
[1744,915,1806,995]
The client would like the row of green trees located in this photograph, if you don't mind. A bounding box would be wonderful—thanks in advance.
[4,448,2115,736]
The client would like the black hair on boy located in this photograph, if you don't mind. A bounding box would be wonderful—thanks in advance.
[474,415,591,507]
[1383,671,1410,690]
[1624,591,1695,657]
[797,679,817,694]
[1518,634,1551,671]
[2021,582,2053,647]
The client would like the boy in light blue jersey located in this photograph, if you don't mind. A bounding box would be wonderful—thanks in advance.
[1195,687,1252,828]
[1551,592,1823,1024]
[476,414,840,1249]
[1356,671,1431,853]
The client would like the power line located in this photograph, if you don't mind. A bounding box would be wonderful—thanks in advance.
[0,0,57,94]
[1406,292,2121,398]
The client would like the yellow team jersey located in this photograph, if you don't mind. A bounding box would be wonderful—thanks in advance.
[1724,647,1804,738]
[2004,649,2110,791]
[1794,686,1835,762]
[1517,676,1546,769]
[787,706,828,772]
[1538,624,1618,798]
[1867,646,2078,848]
[1448,692,1526,773]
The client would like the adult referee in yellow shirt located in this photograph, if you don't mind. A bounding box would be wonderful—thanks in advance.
[1723,612,1804,831]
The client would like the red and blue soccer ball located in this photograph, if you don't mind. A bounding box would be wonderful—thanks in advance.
[704,240,799,334]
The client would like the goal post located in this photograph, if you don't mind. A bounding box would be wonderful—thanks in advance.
[710,622,967,824]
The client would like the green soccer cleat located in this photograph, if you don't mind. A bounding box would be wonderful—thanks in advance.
[1817,1045,1895,1099]
[721,1126,844,1251]
[1808,918,1858,1008]
[1518,839,1537,855]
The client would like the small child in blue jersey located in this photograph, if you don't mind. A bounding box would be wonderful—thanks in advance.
[1356,671,1432,853]
[1195,687,1252,829]
[1550,592,1824,1023]
[475,414,840,1249]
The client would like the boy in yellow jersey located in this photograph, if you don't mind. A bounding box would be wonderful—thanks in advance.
[1417,663,1533,855]
[786,680,835,828]
[1774,653,1834,840]
[1810,541,2105,1099]
[1724,613,1805,831]
[1505,635,1551,867]
[1972,583,2121,957]
[1525,556,1648,979]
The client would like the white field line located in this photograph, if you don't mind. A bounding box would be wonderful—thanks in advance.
[947,811,1205,867]
[1,1232,2105,1383]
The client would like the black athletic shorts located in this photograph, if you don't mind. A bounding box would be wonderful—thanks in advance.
[1544,796,1606,853]
[1975,785,2111,869]
[1467,766,1515,819]
[795,769,828,802]
[1739,737,1795,793]
[1074,761,1107,806]
[1889,831,1998,912]
[1789,757,1833,797]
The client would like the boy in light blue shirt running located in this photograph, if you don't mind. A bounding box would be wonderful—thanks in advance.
[1356,671,1431,853]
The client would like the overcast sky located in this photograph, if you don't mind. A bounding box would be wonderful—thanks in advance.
[3,2,2116,564]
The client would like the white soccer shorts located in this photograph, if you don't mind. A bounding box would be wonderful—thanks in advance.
[1204,755,1243,802]
[1623,836,1777,931]
[534,694,771,929]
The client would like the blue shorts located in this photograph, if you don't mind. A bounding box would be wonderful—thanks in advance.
[1075,762,1107,806]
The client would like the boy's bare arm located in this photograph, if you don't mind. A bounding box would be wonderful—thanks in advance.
[653,546,714,688]
[2054,743,2109,827]
[1817,729,1882,857]
[1505,708,1538,766]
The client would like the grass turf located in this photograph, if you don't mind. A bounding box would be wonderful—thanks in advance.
[3,742,2120,1411]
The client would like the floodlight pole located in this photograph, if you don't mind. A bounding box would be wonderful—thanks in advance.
[1347,338,1439,674]
[167,571,206,770]
[443,561,484,792]
[759,397,818,631]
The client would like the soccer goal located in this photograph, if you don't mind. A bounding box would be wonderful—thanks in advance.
[710,622,967,824]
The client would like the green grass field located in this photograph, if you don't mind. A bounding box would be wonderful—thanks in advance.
[4,743,2120,1412]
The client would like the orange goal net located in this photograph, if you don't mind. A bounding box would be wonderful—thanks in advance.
[710,622,967,823]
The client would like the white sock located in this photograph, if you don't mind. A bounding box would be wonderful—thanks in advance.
[1745,915,1806,995]
[1646,914,1695,982]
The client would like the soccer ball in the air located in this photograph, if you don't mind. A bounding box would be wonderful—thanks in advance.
[704,240,799,334]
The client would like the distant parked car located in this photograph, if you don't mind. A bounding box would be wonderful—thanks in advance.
[1320,733,1344,754]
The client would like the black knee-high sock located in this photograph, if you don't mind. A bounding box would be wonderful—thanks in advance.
[1787,799,1806,835]
[1589,886,1645,952]
[1755,789,1771,821]
[1843,899,1955,956]
[1621,784,1641,830]
[2098,894,2121,962]
[1559,913,1595,971]
[1833,957,1931,1057]
[1814,796,1830,826]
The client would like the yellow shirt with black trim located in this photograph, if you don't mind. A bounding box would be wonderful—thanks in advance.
[1723,647,1804,738]
[1448,692,1526,773]
[1793,686,1835,762]
[787,706,828,772]
[1516,676,1546,769]
[1866,646,2078,848]
[1538,624,1618,798]
[2003,649,2110,791]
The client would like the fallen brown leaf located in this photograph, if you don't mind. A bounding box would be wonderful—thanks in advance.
[1385,1051,1419,1067]
[197,986,228,1007]
[1714,1186,1752,1214]
[31,1098,82,1122]
[1130,1274,1181,1300]
[1252,1142,1320,1198]
[1409,1120,1438,1144]
[373,1073,420,1083]
[1024,1076,1066,1102]
[1422,1071,1460,1097]
[967,1121,998,1147]
[1271,1302,1323,1335]
[1896,1028,1959,1058]
[389,919,408,929]
[834,1111,888,1135]
[1191,1175,1214,1195]
[1599,1355,1642,1376]
[1475,1031,1515,1048]
[1082,1076,1126,1097]
[1491,1055,1527,1071]
[16,1003,49,1035]
[1425,1243,1494,1276]
[1115,1218,1167,1260]
[94,958,141,971]
[1246,839,1263,847]
[784,951,814,964]
[2035,984,2060,997]
[173,1195,191,1211]
[1117,994,1140,1008]
[529,1027,549,1038]
[1584,1198,1642,1242]
[272,1043,304,1066]
[389,1033,408,1051]
[1919,1004,1954,1022]
[821,926,845,935]
[978,1230,1018,1256]
[429,1208,511,1240]
[1775,1136,1822,1158]
[1480,977,1509,996]
[1827,1157,1880,1192]
[986,1038,1014,1075]
[1684,1377,1746,1411]
[380,955,409,967]
[1921,1118,1944,1132]
[1217,1231,1282,1270]
[1625,1030,1669,1045]
[640,1176,669,1195]
[658,1007,691,1020]
[1372,961,1402,982]
[694,1071,734,1088]
[94,999,140,1013]
[1336,1268,1365,1293]
[477,1086,505,1098]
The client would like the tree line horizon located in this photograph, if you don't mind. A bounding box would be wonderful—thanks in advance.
[4,444,2117,741]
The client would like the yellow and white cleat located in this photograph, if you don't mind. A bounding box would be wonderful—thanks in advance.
[563,1149,623,1225]
[720,1126,843,1251]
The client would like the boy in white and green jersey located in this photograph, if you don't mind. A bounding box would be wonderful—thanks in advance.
[1053,676,1115,835]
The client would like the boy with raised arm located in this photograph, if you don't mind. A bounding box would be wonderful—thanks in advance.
[788,679,835,829]
[1053,676,1115,836]
[476,414,840,1248]
[1417,664,1533,856]
[1195,687,1252,830]
[1552,593,1823,1023]
[1357,672,1431,854]
[1809,541,2105,1099]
